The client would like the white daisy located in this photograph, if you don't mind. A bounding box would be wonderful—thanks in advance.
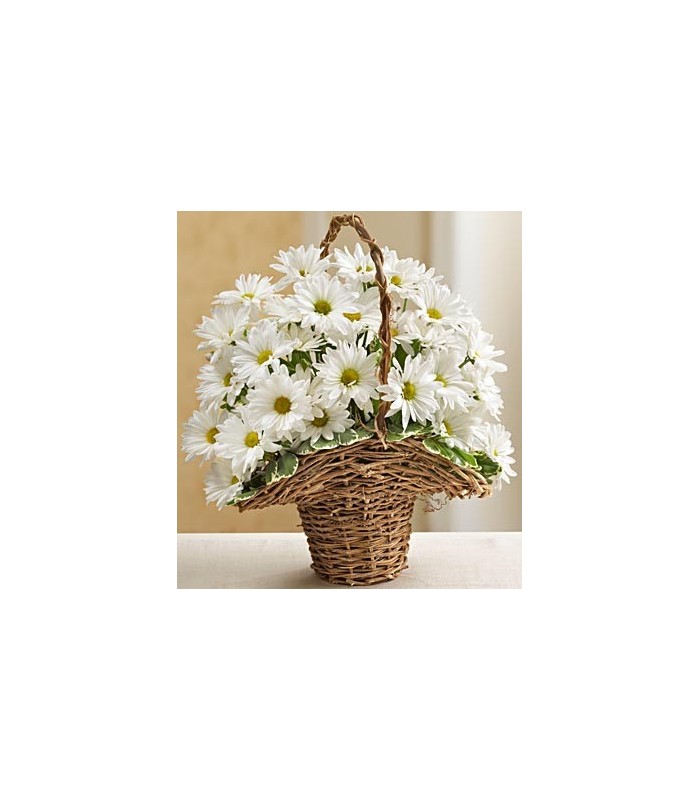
[195,305,250,359]
[215,409,281,477]
[271,244,330,287]
[332,244,377,284]
[302,401,354,444]
[428,350,475,409]
[204,459,245,509]
[415,316,470,353]
[284,323,325,353]
[214,274,276,307]
[454,311,481,351]
[290,274,358,334]
[325,285,382,345]
[388,309,422,354]
[182,407,227,462]
[245,366,314,437]
[264,293,301,325]
[231,319,297,386]
[414,281,469,328]
[470,423,517,485]
[196,346,243,408]
[464,364,504,419]
[469,328,507,373]
[290,362,316,386]
[382,249,436,298]
[378,354,441,430]
[316,341,379,411]
[436,407,480,450]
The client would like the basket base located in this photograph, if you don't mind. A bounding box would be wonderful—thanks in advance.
[298,495,414,586]
[309,560,408,586]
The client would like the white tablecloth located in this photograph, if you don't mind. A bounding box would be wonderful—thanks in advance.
[177,531,521,589]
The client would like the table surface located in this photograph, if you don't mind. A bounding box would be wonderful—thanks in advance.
[177,532,521,589]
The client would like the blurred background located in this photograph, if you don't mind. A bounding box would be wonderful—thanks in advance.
[178,211,521,532]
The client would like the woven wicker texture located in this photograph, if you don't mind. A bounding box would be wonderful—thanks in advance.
[238,215,492,585]
[240,437,491,585]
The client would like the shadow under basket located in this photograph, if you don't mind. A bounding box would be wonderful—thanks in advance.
[238,437,491,586]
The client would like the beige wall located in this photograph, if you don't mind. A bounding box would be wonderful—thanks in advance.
[428,212,522,532]
[302,211,430,265]
[178,212,303,532]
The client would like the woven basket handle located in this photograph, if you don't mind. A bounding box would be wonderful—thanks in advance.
[319,214,392,439]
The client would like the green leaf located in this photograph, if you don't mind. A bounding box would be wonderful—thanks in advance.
[451,445,478,468]
[263,451,299,484]
[393,346,409,369]
[473,451,501,477]
[308,427,375,452]
[278,450,299,477]
[293,439,315,455]
[283,350,313,371]
[233,386,248,406]
[247,471,267,490]
[386,422,433,442]
[226,488,259,506]
[423,436,454,460]
[336,427,374,445]
[423,437,482,469]
[407,421,433,436]
[311,436,343,451]
[291,428,377,458]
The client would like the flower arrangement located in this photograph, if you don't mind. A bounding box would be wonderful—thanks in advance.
[182,218,516,517]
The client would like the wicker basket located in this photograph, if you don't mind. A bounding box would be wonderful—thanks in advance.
[238,215,491,586]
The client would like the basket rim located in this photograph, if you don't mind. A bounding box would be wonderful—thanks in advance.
[237,434,491,512]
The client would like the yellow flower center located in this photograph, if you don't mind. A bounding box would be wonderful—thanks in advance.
[343,312,362,322]
[340,368,360,386]
[241,292,255,299]
[435,374,447,386]
[444,420,453,436]
[402,382,416,401]
[314,299,332,315]
[257,349,273,365]
[312,412,329,428]
[299,269,307,276]
[494,449,499,457]
[230,475,240,486]
[244,431,260,448]
[390,275,402,286]
[205,427,218,444]
[223,372,233,387]
[427,307,442,319]
[274,396,292,414]
[390,326,399,337]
